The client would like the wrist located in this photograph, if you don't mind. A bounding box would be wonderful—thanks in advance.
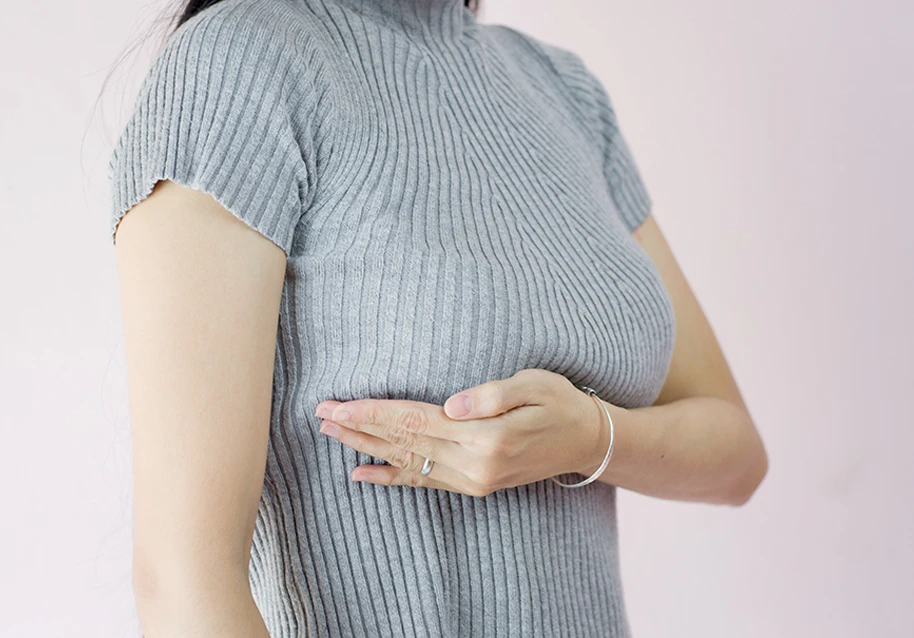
[577,398,625,479]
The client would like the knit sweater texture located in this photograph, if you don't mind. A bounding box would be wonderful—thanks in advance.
[107,0,676,635]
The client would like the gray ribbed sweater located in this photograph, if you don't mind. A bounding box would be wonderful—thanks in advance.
[107,0,676,635]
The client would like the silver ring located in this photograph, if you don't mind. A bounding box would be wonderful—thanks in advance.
[419,457,434,477]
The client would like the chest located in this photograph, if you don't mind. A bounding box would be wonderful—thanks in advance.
[285,35,675,408]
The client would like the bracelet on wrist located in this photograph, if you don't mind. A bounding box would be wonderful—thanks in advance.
[550,385,615,489]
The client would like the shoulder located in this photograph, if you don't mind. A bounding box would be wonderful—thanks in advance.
[481,24,609,124]
[107,0,337,255]
[125,0,337,135]
[480,24,653,233]
[148,0,331,84]
[165,0,324,42]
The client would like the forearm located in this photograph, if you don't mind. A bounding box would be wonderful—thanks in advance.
[134,563,269,638]
[580,395,768,506]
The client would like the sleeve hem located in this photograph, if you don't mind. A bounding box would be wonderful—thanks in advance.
[605,146,653,234]
[110,170,298,257]
[551,48,654,235]
[106,3,315,258]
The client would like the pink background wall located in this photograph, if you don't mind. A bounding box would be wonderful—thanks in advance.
[2,1,911,636]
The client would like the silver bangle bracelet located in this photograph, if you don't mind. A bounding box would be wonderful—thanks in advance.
[550,385,615,489]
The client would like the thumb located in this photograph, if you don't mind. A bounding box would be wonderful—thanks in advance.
[444,373,537,420]
[443,392,475,419]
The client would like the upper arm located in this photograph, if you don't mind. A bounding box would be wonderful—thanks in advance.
[105,7,320,592]
[105,5,334,616]
[632,213,749,412]
[115,179,286,591]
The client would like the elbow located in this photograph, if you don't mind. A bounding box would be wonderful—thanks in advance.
[131,550,251,627]
[132,553,183,622]
[726,437,769,507]
[132,552,166,605]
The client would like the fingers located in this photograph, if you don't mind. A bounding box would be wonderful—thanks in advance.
[317,398,465,443]
[353,464,486,497]
[319,420,482,495]
[443,368,554,420]
[319,418,455,475]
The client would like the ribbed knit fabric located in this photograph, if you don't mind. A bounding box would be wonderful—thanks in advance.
[107,0,676,636]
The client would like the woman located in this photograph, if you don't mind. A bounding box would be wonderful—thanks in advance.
[109,0,769,636]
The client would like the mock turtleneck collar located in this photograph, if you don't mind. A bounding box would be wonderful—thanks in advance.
[331,0,477,46]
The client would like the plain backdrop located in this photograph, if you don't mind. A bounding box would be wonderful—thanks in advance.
[2,0,912,636]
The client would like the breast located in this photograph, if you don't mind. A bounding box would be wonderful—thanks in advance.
[285,39,675,411]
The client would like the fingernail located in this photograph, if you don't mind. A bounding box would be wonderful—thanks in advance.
[315,403,332,419]
[332,408,352,423]
[445,394,472,418]
[320,422,340,439]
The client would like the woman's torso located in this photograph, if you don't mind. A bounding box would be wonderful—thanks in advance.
[248,0,676,635]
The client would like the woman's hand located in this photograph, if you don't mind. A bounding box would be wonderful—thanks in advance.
[313,369,620,496]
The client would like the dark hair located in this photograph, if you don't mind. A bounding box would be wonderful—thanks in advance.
[174,0,479,32]
[91,0,482,158]
[89,5,482,635]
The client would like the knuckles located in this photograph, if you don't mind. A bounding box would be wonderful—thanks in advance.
[384,423,416,450]
[386,437,434,476]
[387,447,413,471]
[394,409,430,435]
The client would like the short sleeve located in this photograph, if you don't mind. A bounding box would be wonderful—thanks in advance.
[107,3,320,256]
[586,70,653,233]
[541,43,654,234]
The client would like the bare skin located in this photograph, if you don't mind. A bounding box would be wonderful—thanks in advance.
[315,213,768,506]
[588,215,768,504]
[116,180,766,636]
[115,179,279,637]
